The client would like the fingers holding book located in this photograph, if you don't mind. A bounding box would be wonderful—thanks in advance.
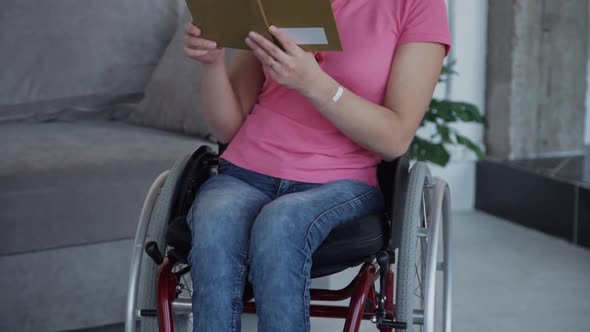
[245,31,289,65]
[245,26,324,95]
[184,22,224,65]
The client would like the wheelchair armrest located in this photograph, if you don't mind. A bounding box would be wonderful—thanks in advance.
[384,152,410,252]
[217,142,229,156]
[169,145,218,221]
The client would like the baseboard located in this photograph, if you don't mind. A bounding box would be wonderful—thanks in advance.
[475,159,589,249]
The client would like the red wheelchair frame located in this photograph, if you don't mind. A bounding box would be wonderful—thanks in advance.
[156,254,403,332]
[138,145,413,332]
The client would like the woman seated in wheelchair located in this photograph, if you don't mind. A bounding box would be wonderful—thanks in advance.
[183,0,450,330]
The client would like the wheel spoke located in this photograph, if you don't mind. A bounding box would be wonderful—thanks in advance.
[181,273,192,297]
[422,194,429,228]
[414,192,430,332]
[414,194,428,309]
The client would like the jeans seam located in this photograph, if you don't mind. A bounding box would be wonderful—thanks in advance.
[230,251,248,332]
[301,187,378,266]
[299,185,379,330]
[302,250,314,332]
[274,178,284,199]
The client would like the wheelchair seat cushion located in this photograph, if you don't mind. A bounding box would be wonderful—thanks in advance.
[310,214,387,277]
[166,212,387,278]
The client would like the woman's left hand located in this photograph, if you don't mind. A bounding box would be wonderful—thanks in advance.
[245,26,324,95]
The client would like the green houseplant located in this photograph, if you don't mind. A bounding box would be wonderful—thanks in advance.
[411,63,486,166]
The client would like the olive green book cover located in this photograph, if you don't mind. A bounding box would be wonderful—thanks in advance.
[185,0,342,51]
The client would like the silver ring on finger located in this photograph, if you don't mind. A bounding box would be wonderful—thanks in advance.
[269,59,277,69]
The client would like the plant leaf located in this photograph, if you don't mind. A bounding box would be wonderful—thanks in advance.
[436,124,453,143]
[413,62,486,166]
[411,137,451,166]
[456,134,485,160]
[430,101,457,122]
[423,109,439,123]
[436,100,484,123]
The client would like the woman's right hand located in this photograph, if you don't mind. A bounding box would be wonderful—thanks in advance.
[184,22,224,65]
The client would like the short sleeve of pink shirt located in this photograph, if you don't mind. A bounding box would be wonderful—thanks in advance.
[397,0,452,55]
[221,0,451,186]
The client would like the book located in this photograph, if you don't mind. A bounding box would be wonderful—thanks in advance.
[185,0,342,51]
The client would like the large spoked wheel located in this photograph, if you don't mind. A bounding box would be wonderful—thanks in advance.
[125,156,194,332]
[394,162,453,332]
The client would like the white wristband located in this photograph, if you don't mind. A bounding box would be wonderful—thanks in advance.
[332,86,344,102]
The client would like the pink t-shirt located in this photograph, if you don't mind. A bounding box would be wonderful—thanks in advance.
[221,0,451,186]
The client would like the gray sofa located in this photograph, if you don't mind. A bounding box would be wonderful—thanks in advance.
[0,1,216,331]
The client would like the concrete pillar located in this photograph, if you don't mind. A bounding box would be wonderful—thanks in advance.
[486,0,589,160]
[586,1,590,146]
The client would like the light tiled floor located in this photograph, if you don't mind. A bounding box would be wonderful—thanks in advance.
[73,210,590,332]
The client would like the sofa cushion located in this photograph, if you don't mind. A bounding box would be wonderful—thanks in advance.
[129,7,232,140]
[0,0,180,120]
[0,119,212,255]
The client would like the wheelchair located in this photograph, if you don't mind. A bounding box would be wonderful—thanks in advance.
[125,144,453,332]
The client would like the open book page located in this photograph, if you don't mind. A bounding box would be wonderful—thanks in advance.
[186,0,272,49]
[259,0,342,51]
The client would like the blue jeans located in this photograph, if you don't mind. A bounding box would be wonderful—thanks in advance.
[186,160,384,332]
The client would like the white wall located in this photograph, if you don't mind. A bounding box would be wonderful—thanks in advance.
[422,0,488,210]
[586,5,590,145]
[586,63,590,144]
